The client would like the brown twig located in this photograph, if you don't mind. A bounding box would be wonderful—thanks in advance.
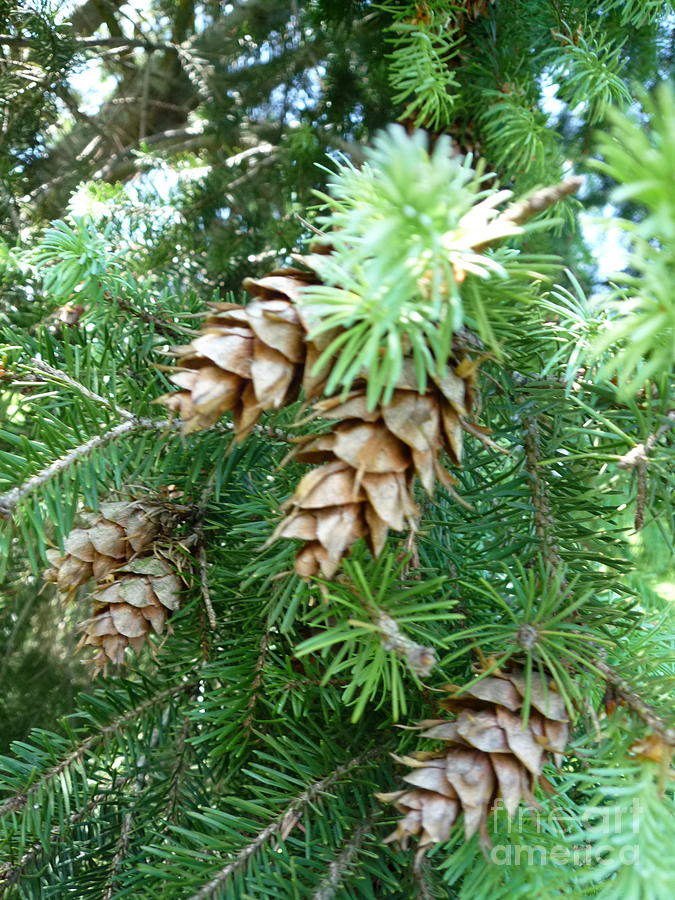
[194,472,218,632]
[0,418,173,519]
[617,410,674,531]
[500,176,584,227]
[522,417,562,572]
[163,712,194,823]
[617,411,675,469]
[243,629,271,734]
[375,612,437,678]
[27,358,136,420]
[475,177,583,252]
[412,859,437,900]
[593,658,675,745]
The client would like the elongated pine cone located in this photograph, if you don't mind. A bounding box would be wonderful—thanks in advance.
[376,668,569,853]
[43,500,166,594]
[78,556,183,671]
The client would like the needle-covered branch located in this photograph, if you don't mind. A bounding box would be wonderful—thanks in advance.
[594,658,675,746]
[0,418,172,519]
[186,749,384,900]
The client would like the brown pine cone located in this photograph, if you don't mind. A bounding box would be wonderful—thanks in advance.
[78,556,183,671]
[376,668,569,853]
[272,359,477,578]
[157,269,327,439]
[43,500,165,594]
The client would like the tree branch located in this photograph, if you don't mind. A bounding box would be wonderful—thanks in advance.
[522,416,563,572]
[0,681,195,820]
[243,628,271,734]
[0,34,174,52]
[113,294,198,338]
[312,819,372,900]
[102,724,162,900]
[0,777,134,897]
[500,176,584,226]
[0,418,172,520]
[195,473,218,632]
[0,359,182,519]
[69,0,127,37]
[617,410,674,530]
[593,658,675,746]
[617,410,675,469]
[163,710,194,823]
[26,359,136,420]
[186,749,384,900]
[412,860,437,900]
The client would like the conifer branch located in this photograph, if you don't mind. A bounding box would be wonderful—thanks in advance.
[616,410,675,469]
[634,463,648,531]
[413,860,436,900]
[521,407,675,743]
[164,713,193,823]
[0,777,134,896]
[113,294,198,337]
[499,176,584,226]
[196,540,217,630]
[102,725,161,900]
[312,819,373,900]
[0,682,194,819]
[593,658,675,745]
[475,177,583,251]
[27,358,137,420]
[0,34,173,51]
[0,418,173,519]
[195,474,218,631]
[186,749,384,900]
[522,416,562,571]
[617,410,674,531]
[376,612,436,677]
[243,628,271,734]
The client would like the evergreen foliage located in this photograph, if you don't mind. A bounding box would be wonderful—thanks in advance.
[0,1,674,899]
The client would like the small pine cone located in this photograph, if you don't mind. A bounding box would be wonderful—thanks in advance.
[272,359,476,578]
[156,269,327,439]
[43,501,163,594]
[78,556,182,671]
[376,668,569,853]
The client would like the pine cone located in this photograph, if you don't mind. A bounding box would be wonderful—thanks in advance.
[43,501,164,593]
[376,668,569,852]
[272,359,475,578]
[158,260,496,577]
[157,270,326,439]
[78,556,182,671]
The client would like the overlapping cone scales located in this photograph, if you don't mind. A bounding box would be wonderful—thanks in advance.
[43,501,161,593]
[157,270,324,438]
[157,260,489,575]
[376,668,569,851]
[78,556,182,670]
[273,364,471,578]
